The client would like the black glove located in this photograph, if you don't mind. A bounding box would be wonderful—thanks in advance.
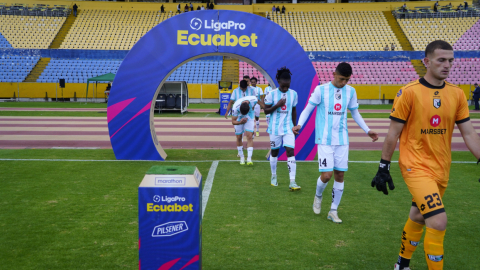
[371,159,395,195]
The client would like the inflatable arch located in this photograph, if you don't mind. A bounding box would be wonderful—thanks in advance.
[107,10,319,161]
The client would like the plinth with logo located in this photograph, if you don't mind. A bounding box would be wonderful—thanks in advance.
[219,81,233,116]
[139,166,202,270]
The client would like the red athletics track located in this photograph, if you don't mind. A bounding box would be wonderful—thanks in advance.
[0,116,478,150]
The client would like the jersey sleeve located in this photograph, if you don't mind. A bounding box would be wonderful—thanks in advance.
[292,91,298,107]
[455,89,470,124]
[308,86,322,106]
[347,88,359,111]
[232,99,241,116]
[250,96,258,108]
[265,92,273,105]
[230,89,237,101]
[389,88,411,124]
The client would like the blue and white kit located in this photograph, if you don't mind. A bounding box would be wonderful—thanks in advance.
[232,96,258,135]
[252,86,264,118]
[230,86,257,102]
[265,88,298,149]
[297,82,370,172]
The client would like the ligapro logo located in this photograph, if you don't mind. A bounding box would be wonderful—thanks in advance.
[190,18,202,30]
[190,17,246,31]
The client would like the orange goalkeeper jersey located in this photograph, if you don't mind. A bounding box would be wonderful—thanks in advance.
[390,78,470,181]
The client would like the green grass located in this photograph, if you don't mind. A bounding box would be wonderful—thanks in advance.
[1,149,479,269]
[0,101,108,108]
[0,102,219,109]
[0,111,224,118]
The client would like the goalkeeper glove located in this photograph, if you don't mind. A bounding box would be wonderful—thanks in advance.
[371,159,395,195]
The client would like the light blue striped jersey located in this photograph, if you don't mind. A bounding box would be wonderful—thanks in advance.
[308,82,359,145]
[264,86,273,97]
[252,86,263,100]
[264,86,274,118]
[265,89,298,136]
[232,96,258,121]
[230,86,257,102]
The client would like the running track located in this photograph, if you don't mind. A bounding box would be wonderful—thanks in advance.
[0,116,478,150]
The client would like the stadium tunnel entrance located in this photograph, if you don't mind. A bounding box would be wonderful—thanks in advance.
[107,10,318,161]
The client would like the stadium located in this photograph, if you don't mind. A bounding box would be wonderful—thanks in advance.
[1,0,480,269]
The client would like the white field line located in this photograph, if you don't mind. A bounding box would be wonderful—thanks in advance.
[202,161,219,218]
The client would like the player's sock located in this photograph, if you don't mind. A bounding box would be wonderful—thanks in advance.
[256,121,260,132]
[237,146,244,157]
[315,176,328,198]
[270,156,278,175]
[424,227,445,270]
[247,147,253,160]
[330,180,344,211]
[287,156,296,183]
[397,217,424,269]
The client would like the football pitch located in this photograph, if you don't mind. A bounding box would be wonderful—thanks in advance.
[0,149,479,269]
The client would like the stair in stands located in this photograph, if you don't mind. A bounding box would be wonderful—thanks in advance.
[24,58,51,82]
[50,10,78,49]
[383,11,414,51]
[221,57,239,83]
[411,59,427,78]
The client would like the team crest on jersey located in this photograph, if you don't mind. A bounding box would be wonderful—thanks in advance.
[335,89,341,100]
[433,99,441,109]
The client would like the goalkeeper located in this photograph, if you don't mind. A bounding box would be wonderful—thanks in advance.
[371,40,480,270]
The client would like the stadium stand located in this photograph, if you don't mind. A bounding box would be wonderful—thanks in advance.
[453,18,480,50]
[0,55,40,82]
[0,32,12,48]
[238,62,268,84]
[398,17,478,51]
[239,61,419,85]
[38,59,222,84]
[0,15,66,49]
[167,60,223,84]
[445,58,480,85]
[268,11,402,51]
[38,59,121,83]
[315,61,419,85]
[60,9,174,50]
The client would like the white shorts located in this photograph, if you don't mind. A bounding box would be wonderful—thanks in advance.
[254,104,260,118]
[234,118,255,135]
[317,144,349,172]
[269,133,295,150]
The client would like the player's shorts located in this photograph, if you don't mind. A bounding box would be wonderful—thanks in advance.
[269,133,295,150]
[405,176,447,219]
[254,104,260,118]
[317,144,349,172]
[234,118,255,135]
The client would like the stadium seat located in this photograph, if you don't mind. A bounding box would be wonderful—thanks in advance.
[398,17,477,51]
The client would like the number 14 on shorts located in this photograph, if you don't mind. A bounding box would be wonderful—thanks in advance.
[319,158,327,167]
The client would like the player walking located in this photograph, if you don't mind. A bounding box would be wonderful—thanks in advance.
[293,62,378,223]
[371,40,480,270]
[250,77,264,137]
[231,95,264,165]
[264,67,301,191]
